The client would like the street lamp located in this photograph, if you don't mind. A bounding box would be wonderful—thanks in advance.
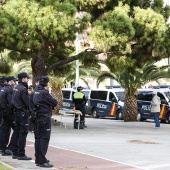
[75,32,79,87]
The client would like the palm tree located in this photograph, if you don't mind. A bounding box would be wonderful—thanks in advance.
[50,77,64,115]
[13,61,32,76]
[65,65,102,88]
[97,63,170,121]
[0,50,14,75]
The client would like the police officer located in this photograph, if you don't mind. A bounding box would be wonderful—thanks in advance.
[29,77,39,166]
[72,86,87,127]
[33,76,57,168]
[0,76,8,152]
[12,72,32,160]
[0,76,18,156]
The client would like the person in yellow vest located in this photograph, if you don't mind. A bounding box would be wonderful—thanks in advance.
[72,86,87,127]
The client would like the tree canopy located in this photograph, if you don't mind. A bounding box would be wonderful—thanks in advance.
[89,1,170,95]
[0,0,97,82]
[0,0,169,86]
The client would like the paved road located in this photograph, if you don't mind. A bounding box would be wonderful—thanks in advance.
[1,114,170,170]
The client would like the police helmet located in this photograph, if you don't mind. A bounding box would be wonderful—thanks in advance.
[0,76,7,84]
[39,76,49,86]
[18,72,30,79]
[7,76,17,82]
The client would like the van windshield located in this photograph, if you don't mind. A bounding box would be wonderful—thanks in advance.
[115,92,125,101]
[62,91,71,99]
[82,91,90,99]
[164,91,170,101]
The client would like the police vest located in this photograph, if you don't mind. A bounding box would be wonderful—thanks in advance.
[73,92,84,99]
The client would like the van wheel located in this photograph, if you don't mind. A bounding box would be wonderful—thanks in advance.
[137,111,143,121]
[167,114,170,124]
[160,119,166,123]
[116,110,123,120]
[92,109,99,118]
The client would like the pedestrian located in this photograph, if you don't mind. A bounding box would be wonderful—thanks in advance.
[12,72,32,160]
[33,76,57,168]
[151,91,161,128]
[72,86,87,128]
[0,76,18,156]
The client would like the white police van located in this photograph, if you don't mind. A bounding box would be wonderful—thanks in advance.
[87,89,125,119]
[137,89,170,123]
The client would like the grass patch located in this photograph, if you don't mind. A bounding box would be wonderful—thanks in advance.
[0,163,13,170]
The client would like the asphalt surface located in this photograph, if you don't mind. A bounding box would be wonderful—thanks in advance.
[0,114,170,170]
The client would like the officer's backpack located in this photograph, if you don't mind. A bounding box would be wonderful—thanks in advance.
[74,117,84,129]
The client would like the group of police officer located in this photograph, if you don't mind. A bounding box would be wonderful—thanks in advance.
[0,72,57,168]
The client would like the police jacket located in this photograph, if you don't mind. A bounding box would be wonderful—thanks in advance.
[29,86,38,115]
[29,90,35,115]
[0,84,4,110]
[33,85,57,114]
[0,84,4,90]
[72,92,86,105]
[12,82,29,110]
[0,84,13,109]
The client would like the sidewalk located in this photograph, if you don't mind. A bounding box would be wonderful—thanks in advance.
[1,114,170,170]
[0,140,143,170]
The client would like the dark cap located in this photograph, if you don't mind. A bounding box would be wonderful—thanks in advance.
[18,72,30,79]
[0,76,7,81]
[36,77,40,82]
[39,76,49,84]
[77,86,83,91]
[7,76,17,82]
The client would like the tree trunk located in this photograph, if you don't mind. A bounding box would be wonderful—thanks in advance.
[51,87,63,114]
[31,44,46,86]
[123,95,137,122]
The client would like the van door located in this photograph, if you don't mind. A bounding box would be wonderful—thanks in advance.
[137,93,152,119]
[108,92,118,116]
[90,90,119,117]
[62,90,75,110]
[157,92,168,119]
[90,90,108,117]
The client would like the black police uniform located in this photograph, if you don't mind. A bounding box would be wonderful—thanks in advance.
[0,83,5,151]
[29,86,39,165]
[0,76,11,152]
[33,83,57,167]
[72,87,87,124]
[12,78,31,160]
[0,83,18,155]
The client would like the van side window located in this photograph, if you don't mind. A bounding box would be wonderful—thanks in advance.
[62,91,71,99]
[82,91,89,99]
[144,94,152,101]
[137,93,145,100]
[157,92,165,100]
[109,92,116,101]
[91,91,107,100]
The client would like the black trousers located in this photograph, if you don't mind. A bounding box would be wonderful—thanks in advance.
[0,111,3,150]
[13,111,29,157]
[33,120,38,164]
[35,114,51,164]
[75,104,85,122]
[1,113,17,152]
[0,111,11,151]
